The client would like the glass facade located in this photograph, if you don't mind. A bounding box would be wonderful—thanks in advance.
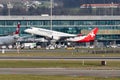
[0,16,119,44]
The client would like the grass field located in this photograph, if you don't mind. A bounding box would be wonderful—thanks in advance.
[0,48,120,57]
[0,75,119,80]
[0,60,119,69]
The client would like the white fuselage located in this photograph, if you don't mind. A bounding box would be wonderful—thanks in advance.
[24,27,76,40]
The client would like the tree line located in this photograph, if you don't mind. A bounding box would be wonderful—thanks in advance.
[0,0,119,15]
[0,6,119,15]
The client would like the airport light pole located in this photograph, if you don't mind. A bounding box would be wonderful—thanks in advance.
[7,2,13,16]
[50,0,53,30]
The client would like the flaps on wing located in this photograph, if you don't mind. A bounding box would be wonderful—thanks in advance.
[58,36,75,41]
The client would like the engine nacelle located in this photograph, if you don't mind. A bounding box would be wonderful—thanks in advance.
[51,36,60,40]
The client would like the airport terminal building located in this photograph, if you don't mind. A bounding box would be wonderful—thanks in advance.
[0,15,120,46]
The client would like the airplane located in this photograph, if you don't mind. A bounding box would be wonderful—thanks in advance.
[24,27,98,43]
[0,23,20,47]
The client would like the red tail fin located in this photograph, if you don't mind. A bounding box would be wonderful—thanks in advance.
[84,27,99,42]
[15,23,20,35]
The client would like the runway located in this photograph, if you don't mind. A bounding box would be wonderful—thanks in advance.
[0,49,119,77]
[0,56,119,61]
[0,68,119,77]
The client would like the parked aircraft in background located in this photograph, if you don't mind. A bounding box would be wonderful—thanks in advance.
[24,27,98,43]
[0,23,20,47]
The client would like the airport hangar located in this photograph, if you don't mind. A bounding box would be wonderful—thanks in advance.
[0,15,119,46]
